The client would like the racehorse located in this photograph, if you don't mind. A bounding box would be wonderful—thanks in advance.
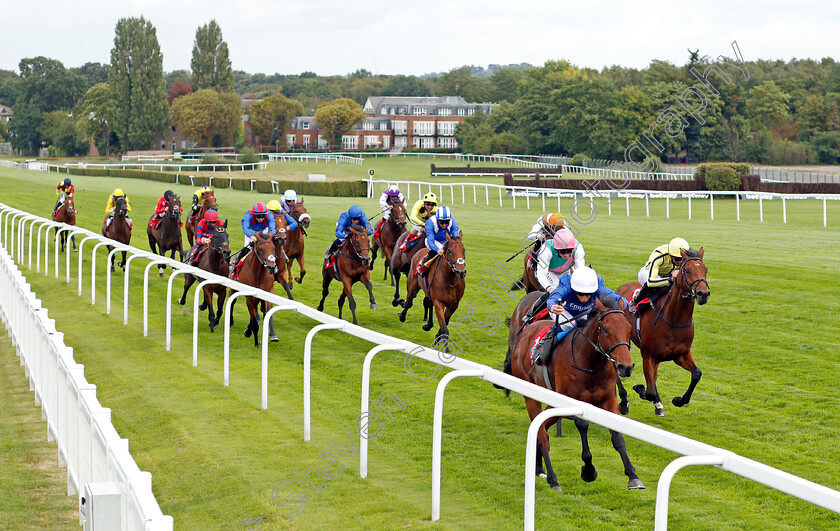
[103,196,131,272]
[389,231,427,307]
[284,199,310,284]
[185,190,217,246]
[178,221,231,332]
[517,248,543,293]
[370,200,407,285]
[53,194,76,252]
[504,295,644,492]
[271,211,294,300]
[147,193,184,277]
[398,234,466,350]
[316,225,377,325]
[616,248,710,417]
[229,230,279,345]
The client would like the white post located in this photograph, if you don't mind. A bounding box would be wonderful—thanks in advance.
[473,185,476,205]
[105,246,129,314]
[123,252,152,325]
[432,369,484,521]
[824,198,827,228]
[142,259,170,336]
[654,455,724,530]
[261,305,293,409]
[359,343,406,478]
[541,193,545,212]
[782,197,787,223]
[498,187,502,207]
[645,194,650,217]
[223,290,259,385]
[666,197,670,219]
[736,194,740,221]
[303,323,343,441]
[688,196,692,220]
[90,242,110,305]
[625,195,630,217]
[524,407,584,530]
[760,197,764,222]
[192,278,223,365]
[165,269,193,350]
[76,236,97,296]
[485,186,489,206]
[710,194,714,221]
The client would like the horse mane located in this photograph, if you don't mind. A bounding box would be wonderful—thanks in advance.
[350,223,366,232]
[684,249,700,258]
[598,295,619,310]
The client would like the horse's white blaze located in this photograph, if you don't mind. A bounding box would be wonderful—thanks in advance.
[456,258,465,265]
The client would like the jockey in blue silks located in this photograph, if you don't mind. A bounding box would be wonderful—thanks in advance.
[416,206,460,275]
[233,202,276,265]
[325,205,373,259]
[532,266,627,364]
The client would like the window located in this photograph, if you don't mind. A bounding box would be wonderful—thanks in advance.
[380,122,389,131]
[303,135,310,148]
[412,106,427,116]
[171,125,176,132]
[342,135,358,149]
[287,134,296,146]
[393,120,407,135]
[412,121,434,136]
[161,141,166,149]
[364,135,379,148]
[468,108,475,116]
[438,107,451,116]
[395,137,407,148]
[362,121,374,131]
[302,122,310,130]
[382,136,390,149]
[438,137,458,149]
[457,107,466,116]
[437,121,456,136]
[181,140,187,149]
[171,141,176,150]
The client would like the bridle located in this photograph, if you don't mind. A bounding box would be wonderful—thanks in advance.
[166,196,181,220]
[569,309,631,373]
[432,239,466,287]
[251,237,278,276]
[210,226,230,256]
[339,231,370,262]
[649,256,709,329]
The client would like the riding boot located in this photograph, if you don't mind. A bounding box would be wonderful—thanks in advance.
[534,328,556,366]
[325,239,340,261]
[415,251,433,276]
[630,284,654,315]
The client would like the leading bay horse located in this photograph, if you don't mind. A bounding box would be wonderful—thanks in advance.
[616,248,710,417]
[147,193,185,277]
[185,190,217,246]
[398,234,466,350]
[370,200,407,285]
[389,231,426,307]
[103,196,131,272]
[229,230,279,345]
[504,296,644,492]
[271,211,294,300]
[317,226,377,325]
[53,194,76,252]
[178,221,231,332]
[284,199,310,285]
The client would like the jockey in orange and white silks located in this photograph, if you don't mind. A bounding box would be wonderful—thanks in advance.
[534,227,585,292]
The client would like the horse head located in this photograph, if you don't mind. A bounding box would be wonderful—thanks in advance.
[115,196,128,217]
[211,220,231,260]
[444,233,466,279]
[65,196,75,222]
[392,201,407,228]
[254,228,278,275]
[167,194,182,220]
[346,225,371,266]
[272,212,288,246]
[677,248,710,305]
[291,200,311,229]
[589,305,634,378]
[203,191,217,210]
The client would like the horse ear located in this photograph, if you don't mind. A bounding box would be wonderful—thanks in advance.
[224,220,228,229]
[698,247,704,259]
[445,232,452,241]
[599,294,618,310]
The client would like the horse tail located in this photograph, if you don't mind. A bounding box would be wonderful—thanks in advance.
[510,273,525,291]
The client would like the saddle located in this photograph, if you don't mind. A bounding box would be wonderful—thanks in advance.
[231,250,251,280]
[631,285,669,315]
[373,218,387,241]
[399,232,423,252]
[529,324,576,367]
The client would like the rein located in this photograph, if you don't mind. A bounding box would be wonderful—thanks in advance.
[568,310,631,373]
[338,233,370,262]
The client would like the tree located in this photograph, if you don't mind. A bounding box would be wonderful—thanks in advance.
[191,20,234,93]
[8,103,42,154]
[165,69,192,91]
[247,93,304,149]
[746,81,790,130]
[109,16,169,151]
[381,75,431,97]
[812,131,840,163]
[38,110,87,156]
[314,97,366,148]
[0,69,20,108]
[17,56,86,113]
[171,89,241,147]
[0,119,9,141]
[169,80,192,104]
[72,62,110,88]
[76,83,114,156]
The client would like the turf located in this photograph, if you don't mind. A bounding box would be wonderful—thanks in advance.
[0,163,839,530]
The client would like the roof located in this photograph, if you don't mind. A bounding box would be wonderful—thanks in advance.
[0,104,12,116]
[363,96,496,116]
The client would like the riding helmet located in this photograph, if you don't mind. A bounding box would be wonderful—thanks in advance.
[437,206,452,222]
[668,237,689,257]
[570,266,599,294]
[552,227,577,251]
[422,192,438,204]
[348,205,365,219]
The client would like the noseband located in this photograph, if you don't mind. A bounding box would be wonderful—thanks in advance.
[679,257,710,300]
[340,233,370,261]
[570,309,631,373]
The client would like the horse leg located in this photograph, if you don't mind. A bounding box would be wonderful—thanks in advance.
[266,302,278,342]
[671,351,702,408]
[204,287,217,332]
[573,417,598,483]
[399,276,420,322]
[633,355,666,416]
[295,255,306,284]
[421,297,434,331]
[342,277,359,325]
[245,297,260,346]
[392,270,403,307]
[119,250,127,270]
[370,241,378,271]
[283,281,294,300]
[364,279,377,310]
[617,378,630,415]
[228,291,236,327]
[525,399,561,491]
[610,429,645,489]
[179,273,195,305]
[316,273,331,312]
[337,291,346,320]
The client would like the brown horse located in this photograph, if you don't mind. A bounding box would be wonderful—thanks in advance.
[398,234,466,348]
[284,199,310,284]
[519,248,543,293]
[103,196,131,272]
[229,230,279,345]
[271,211,294,300]
[616,248,710,417]
[389,231,427,307]
[178,221,231,332]
[147,194,185,277]
[370,200,407,285]
[317,225,377,325]
[504,296,644,492]
[185,191,217,246]
[53,194,76,252]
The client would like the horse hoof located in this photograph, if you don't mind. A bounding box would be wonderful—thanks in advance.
[391,299,400,307]
[270,335,279,342]
[316,305,324,312]
[550,485,563,492]
[398,313,406,323]
[398,299,405,308]
[158,271,164,278]
[619,403,630,415]
[244,329,251,338]
[633,384,646,399]
[654,407,666,417]
[672,396,686,407]
[581,466,598,483]
[295,277,303,284]
[370,303,378,310]
[537,472,547,479]
[178,298,185,306]
[369,264,374,271]
[628,478,646,490]
[422,323,433,332]
[209,327,215,333]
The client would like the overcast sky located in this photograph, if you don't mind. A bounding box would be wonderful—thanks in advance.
[2,0,838,76]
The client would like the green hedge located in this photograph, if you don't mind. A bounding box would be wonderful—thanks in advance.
[696,162,751,176]
[55,166,365,197]
[704,166,741,191]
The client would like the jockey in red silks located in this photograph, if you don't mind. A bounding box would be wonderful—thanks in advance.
[151,190,180,227]
[54,177,75,216]
[185,209,220,265]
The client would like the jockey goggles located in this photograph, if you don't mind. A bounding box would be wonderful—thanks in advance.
[558,248,573,255]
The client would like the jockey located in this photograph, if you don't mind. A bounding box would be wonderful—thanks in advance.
[534,227,585,292]
[152,190,181,226]
[233,202,276,263]
[185,209,220,265]
[104,188,132,230]
[416,206,460,276]
[533,266,626,364]
[526,213,565,263]
[189,186,213,223]
[375,185,405,237]
[54,177,75,216]
[279,189,298,213]
[630,237,690,314]
[401,192,438,251]
[325,205,372,260]
[267,199,299,232]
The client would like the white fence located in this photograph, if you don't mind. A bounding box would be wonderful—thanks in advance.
[366,178,837,227]
[752,166,840,184]
[0,237,172,529]
[265,153,363,165]
[1,203,839,529]
[561,164,694,180]
[49,161,268,173]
